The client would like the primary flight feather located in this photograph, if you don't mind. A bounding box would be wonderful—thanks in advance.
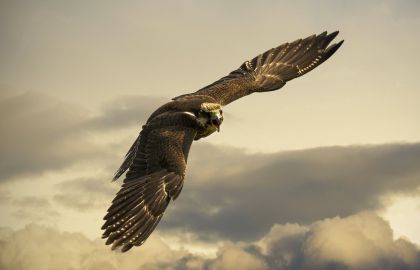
[102,31,344,252]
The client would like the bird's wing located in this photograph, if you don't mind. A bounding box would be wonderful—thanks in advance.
[174,31,343,106]
[102,112,197,252]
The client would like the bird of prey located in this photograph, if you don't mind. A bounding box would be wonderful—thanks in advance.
[102,31,343,252]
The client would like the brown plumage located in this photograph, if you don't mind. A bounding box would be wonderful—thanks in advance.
[102,31,343,252]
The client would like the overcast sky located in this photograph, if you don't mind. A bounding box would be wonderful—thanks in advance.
[1,1,420,270]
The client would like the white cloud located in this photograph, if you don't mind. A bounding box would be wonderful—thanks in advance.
[1,212,419,270]
[0,224,187,270]
[302,212,419,269]
[380,192,420,245]
[257,223,308,256]
[209,245,267,270]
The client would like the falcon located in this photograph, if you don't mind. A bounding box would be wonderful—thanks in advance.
[102,31,344,252]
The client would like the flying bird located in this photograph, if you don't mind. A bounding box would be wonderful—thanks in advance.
[102,31,343,252]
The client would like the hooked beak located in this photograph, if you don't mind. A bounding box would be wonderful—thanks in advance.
[211,117,223,132]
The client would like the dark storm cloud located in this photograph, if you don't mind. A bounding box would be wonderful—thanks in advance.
[162,142,420,241]
[0,90,165,180]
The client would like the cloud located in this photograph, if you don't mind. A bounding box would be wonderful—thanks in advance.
[301,212,420,270]
[256,223,308,260]
[0,90,164,180]
[1,212,419,270]
[2,91,420,267]
[0,224,187,270]
[0,91,94,179]
[36,140,420,244]
[248,212,420,270]
[0,189,11,204]
[84,95,167,130]
[53,176,118,211]
[208,245,268,270]
[11,196,59,222]
[7,102,416,245]
[13,196,51,208]
[163,143,420,241]
[0,195,60,224]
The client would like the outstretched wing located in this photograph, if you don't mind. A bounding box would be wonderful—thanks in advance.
[175,31,343,105]
[102,112,197,252]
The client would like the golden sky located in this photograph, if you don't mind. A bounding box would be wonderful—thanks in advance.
[1,1,420,269]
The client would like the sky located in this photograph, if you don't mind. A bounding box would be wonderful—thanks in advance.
[1,0,420,269]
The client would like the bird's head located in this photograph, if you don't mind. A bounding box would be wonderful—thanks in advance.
[199,102,224,132]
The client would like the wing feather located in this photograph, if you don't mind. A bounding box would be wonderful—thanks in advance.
[174,31,343,105]
[102,112,197,252]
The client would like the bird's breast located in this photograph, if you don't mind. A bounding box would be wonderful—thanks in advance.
[194,124,218,140]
